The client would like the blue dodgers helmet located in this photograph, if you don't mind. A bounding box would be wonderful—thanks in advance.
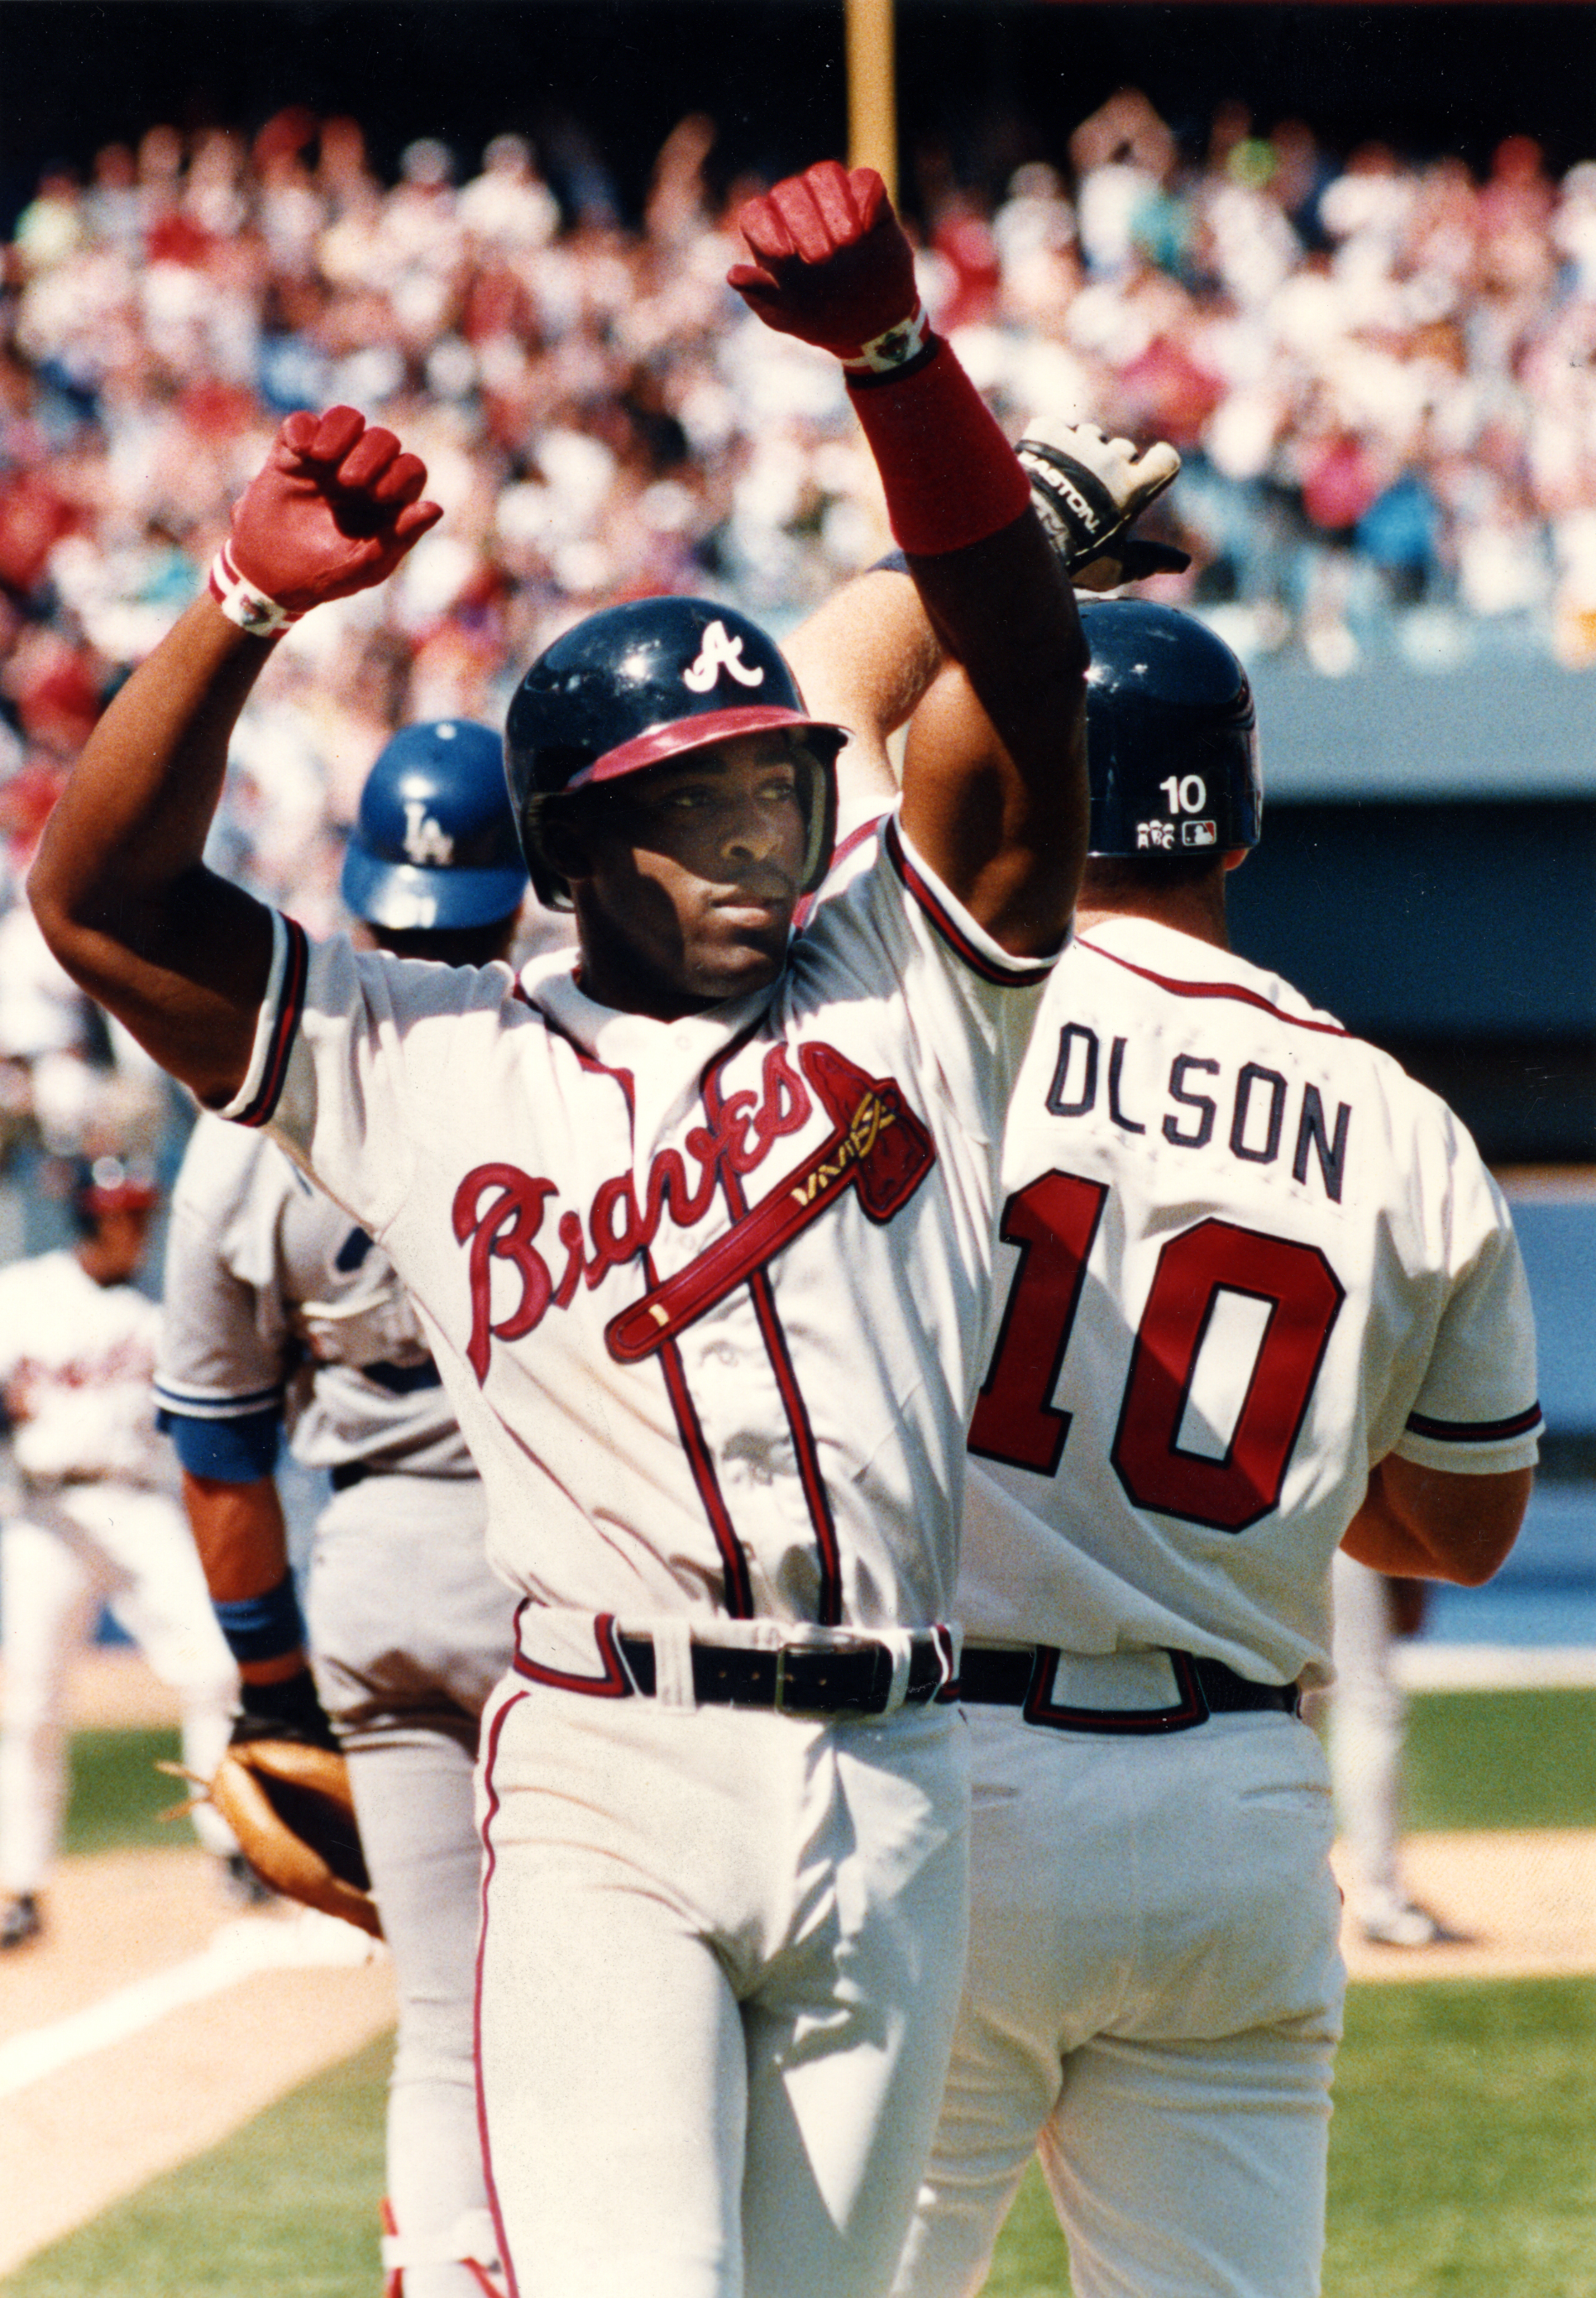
[504,597,848,908]
[1078,600,1262,860]
[342,720,528,932]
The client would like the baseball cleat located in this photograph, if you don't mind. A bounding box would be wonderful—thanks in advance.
[1358,1899,1459,1948]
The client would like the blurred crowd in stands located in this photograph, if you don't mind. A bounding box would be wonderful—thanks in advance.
[0,92,1594,1172]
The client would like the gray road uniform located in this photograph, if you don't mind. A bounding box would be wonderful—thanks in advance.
[156,1111,514,2298]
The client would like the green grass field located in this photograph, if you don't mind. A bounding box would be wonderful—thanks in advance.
[63,1727,192,1856]
[9,1979,1596,2297]
[11,1696,1595,2295]
[64,1685,1596,1861]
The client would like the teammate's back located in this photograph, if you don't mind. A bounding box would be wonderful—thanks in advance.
[892,594,1536,2298]
[962,910,1540,1689]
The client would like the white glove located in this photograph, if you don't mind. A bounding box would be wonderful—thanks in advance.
[1016,419,1188,591]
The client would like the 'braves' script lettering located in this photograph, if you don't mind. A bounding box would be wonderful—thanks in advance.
[452,1044,813,1383]
[452,1166,560,1382]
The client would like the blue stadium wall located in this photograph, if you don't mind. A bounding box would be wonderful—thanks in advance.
[1228,657,1596,1165]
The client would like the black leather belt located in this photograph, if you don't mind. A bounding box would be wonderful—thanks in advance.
[958,1644,1299,1735]
[617,1632,952,1716]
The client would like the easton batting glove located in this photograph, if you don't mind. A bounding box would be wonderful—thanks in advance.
[1017,420,1190,590]
[210,406,442,635]
[729,161,932,375]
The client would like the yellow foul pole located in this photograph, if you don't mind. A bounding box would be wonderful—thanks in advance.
[845,0,897,205]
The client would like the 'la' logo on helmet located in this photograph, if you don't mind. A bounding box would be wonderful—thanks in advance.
[402,801,455,866]
[682,620,765,695]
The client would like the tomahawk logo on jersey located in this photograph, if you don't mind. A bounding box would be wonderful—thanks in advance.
[453,1039,934,1380]
[959,913,1541,1689]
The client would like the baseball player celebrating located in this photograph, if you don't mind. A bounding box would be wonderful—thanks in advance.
[828,592,1533,2298]
[155,721,528,2296]
[0,1157,242,1949]
[26,160,1177,2297]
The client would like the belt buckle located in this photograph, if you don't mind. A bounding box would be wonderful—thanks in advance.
[773,1633,882,1715]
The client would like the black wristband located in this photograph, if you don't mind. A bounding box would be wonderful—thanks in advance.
[232,1667,339,1751]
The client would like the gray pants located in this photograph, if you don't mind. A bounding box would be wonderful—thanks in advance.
[308,1471,515,2298]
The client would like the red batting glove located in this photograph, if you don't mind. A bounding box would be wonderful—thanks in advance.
[211,406,443,635]
[729,161,931,375]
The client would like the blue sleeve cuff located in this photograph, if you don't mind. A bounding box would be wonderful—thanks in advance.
[160,1407,282,1483]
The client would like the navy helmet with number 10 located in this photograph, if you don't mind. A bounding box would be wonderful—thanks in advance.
[1078,600,1261,860]
[504,597,848,909]
[342,719,528,933]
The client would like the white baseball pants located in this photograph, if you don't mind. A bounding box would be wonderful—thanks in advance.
[1317,1549,1408,1928]
[308,1471,514,2298]
[1,1487,238,1893]
[892,1704,1345,2298]
[475,1664,970,2298]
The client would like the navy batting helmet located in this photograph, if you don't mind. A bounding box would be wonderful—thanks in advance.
[342,720,528,933]
[504,597,848,908]
[1079,600,1261,859]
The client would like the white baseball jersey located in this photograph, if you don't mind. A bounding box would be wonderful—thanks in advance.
[0,1250,171,1488]
[959,913,1541,1689]
[218,817,1050,1630]
[155,1111,472,1481]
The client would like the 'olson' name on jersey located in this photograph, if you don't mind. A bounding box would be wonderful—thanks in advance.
[1041,1020,1351,1201]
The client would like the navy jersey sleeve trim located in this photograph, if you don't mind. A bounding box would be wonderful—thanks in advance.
[153,1378,285,1421]
[885,816,1054,987]
[160,1405,283,1481]
[1404,1402,1544,1443]
[234,915,310,1129]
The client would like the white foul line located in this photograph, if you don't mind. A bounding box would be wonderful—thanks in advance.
[0,1913,381,2102]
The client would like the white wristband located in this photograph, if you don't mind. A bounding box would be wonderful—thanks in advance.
[208,542,301,638]
[840,299,934,377]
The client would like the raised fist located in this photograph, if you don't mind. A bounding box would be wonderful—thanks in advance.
[729,161,928,373]
[1016,420,1189,590]
[222,406,443,622]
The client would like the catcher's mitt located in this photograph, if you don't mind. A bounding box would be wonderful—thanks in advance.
[208,1738,383,1938]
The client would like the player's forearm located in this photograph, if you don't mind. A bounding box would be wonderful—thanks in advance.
[842,360,1088,900]
[36,408,439,1107]
[838,337,1088,944]
[899,647,1088,954]
[726,160,1087,935]
[782,567,944,813]
[181,1468,307,1684]
[29,596,276,1103]
[906,511,1087,810]
[1340,1456,1530,1585]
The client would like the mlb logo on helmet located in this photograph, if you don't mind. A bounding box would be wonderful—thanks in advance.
[1182,819,1218,848]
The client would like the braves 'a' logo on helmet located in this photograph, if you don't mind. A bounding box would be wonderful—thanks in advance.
[681,619,766,695]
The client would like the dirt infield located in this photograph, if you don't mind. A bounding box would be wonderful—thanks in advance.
[1334,1829,1596,1981]
[0,1653,395,2281]
[2,1651,1594,2280]
[0,1851,396,2278]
